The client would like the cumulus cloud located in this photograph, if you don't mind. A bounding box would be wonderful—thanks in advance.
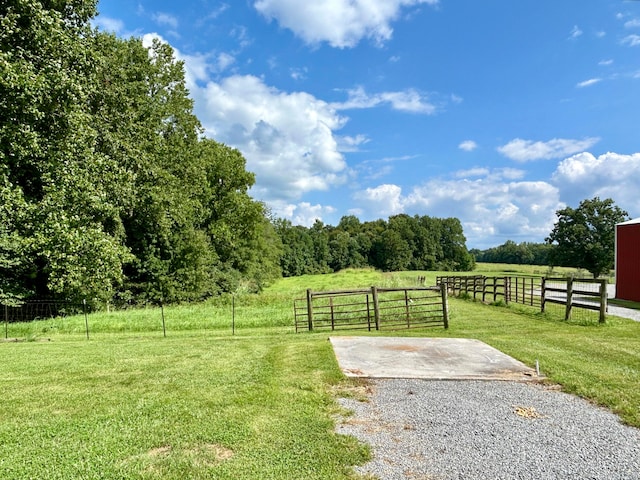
[141,34,352,206]
[458,140,478,152]
[332,86,437,114]
[352,176,563,248]
[552,151,640,213]
[253,0,439,48]
[353,184,405,217]
[497,137,600,162]
[195,75,350,201]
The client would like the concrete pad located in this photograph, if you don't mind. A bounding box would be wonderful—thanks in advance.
[330,336,541,381]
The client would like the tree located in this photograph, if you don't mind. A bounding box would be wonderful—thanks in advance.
[546,197,629,277]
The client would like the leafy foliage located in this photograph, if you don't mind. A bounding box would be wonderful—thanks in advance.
[275,213,475,276]
[472,241,553,266]
[1,1,279,304]
[546,197,629,277]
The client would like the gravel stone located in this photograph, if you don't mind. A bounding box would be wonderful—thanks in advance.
[337,380,640,479]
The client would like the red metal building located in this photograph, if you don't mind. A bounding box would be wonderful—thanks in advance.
[615,218,640,302]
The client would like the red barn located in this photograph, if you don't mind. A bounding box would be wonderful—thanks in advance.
[615,218,640,302]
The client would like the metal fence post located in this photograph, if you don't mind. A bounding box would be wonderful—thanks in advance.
[371,286,380,331]
[306,289,314,331]
[441,282,449,329]
[83,299,89,340]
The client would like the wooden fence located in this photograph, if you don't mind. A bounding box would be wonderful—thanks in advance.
[437,275,607,323]
[542,277,608,323]
[294,285,448,332]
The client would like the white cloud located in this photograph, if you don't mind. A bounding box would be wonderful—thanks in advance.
[353,184,405,217]
[152,12,179,29]
[598,59,614,66]
[552,151,640,213]
[352,178,562,248]
[569,25,583,39]
[622,34,640,46]
[141,34,353,204]
[455,167,489,178]
[271,201,336,226]
[337,134,370,152]
[577,78,602,88]
[625,19,640,29]
[289,67,308,80]
[216,52,235,71]
[458,140,478,152]
[497,137,600,162]
[195,75,350,201]
[253,0,439,48]
[93,16,124,33]
[333,86,437,114]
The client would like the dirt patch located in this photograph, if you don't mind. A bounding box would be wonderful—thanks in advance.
[147,446,172,457]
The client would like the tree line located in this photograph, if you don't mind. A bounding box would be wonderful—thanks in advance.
[0,1,475,307]
[275,215,475,277]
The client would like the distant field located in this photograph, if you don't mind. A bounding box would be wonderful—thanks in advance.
[1,267,638,478]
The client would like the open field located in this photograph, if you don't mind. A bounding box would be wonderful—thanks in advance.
[1,267,638,478]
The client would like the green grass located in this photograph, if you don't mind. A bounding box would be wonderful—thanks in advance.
[1,267,639,478]
[0,334,369,479]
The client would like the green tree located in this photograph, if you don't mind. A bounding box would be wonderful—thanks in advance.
[546,197,629,277]
[1,0,131,303]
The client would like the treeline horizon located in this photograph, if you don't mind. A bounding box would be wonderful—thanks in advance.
[275,214,475,278]
[470,240,553,266]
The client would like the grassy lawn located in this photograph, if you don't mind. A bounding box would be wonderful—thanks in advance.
[1,267,638,478]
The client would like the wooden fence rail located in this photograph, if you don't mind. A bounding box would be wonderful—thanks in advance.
[295,285,448,332]
[437,275,607,323]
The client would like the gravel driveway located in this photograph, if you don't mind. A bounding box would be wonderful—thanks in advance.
[338,379,640,479]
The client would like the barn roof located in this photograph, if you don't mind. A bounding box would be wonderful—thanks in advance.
[617,218,640,226]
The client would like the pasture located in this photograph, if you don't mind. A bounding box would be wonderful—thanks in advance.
[1,267,638,479]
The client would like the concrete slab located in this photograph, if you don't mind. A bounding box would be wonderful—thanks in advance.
[330,336,541,381]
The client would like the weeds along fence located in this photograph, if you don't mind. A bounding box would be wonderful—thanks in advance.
[436,275,608,323]
[2,297,246,340]
[294,285,449,333]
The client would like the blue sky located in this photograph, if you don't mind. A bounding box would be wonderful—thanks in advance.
[94,0,640,249]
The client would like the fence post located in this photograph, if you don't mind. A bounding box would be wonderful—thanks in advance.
[306,289,314,331]
[504,277,510,305]
[83,299,89,340]
[565,278,573,321]
[366,294,371,331]
[404,289,410,327]
[371,286,380,331]
[541,278,546,313]
[441,282,449,329]
[482,277,487,303]
[599,280,607,324]
[330,296,335,331]
[160,297,166,337]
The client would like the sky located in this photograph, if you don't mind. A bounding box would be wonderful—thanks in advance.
[94,0,640,249]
